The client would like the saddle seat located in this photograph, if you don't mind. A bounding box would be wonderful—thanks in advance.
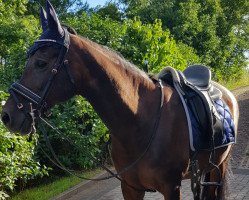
[183,65,211,89]
[182,65,222,100]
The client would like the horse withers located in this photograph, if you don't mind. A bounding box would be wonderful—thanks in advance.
[1,1,239,199]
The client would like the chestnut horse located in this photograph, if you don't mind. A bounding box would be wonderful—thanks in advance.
[1,1,239,199]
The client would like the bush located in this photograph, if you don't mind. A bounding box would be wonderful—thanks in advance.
[0,12,39,89]
[37,96,109,170]
[0,91,49,198]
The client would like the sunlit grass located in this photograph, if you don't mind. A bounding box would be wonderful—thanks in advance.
[221,71,249,90]
[11,169,102,200]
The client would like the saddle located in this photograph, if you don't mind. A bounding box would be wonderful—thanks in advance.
[157,65,223,151]
[157,65,236,198]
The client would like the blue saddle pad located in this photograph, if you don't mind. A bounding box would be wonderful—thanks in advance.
[189,99,235,150]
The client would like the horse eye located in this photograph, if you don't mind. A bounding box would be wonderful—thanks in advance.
[36,60,47,69]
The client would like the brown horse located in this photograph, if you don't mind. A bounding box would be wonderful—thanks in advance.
[1,1,239,199]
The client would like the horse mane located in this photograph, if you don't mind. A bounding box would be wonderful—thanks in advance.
[78,36,152,83]
[61,24,153,83]
[62,24,155,85]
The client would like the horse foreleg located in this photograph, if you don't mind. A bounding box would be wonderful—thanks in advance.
[160,183,182,200]
[121,181,145,200]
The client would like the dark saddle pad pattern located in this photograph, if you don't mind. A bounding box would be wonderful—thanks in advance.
[189,98,235,150]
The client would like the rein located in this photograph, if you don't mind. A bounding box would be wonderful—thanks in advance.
[39,118,119,181]
[38,79,164,182]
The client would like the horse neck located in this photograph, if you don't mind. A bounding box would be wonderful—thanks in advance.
[69,35,159,136]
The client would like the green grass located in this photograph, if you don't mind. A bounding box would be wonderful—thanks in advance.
[11,169,102,200]
[220,71,249,90]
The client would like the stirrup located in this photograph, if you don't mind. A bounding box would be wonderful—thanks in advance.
[200,163,223,188]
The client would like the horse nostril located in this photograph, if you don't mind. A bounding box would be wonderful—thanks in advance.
[1,112,11,126]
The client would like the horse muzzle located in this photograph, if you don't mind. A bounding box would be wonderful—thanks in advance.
[1,98,36,135]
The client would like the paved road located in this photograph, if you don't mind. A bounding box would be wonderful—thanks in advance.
[54,88,249,200]
[98,172,249,200]
[55,170,249,200]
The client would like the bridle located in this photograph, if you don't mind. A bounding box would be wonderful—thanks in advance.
[9,28,70,116]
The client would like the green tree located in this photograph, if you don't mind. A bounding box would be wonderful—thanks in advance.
[38,96,109,170]
[26,0,90,17]
[0,0,40,89]
[118,18,200,72]
[120,0,249,80]
[173,0,248,80]
[95,2,123,21]
[120,0,176,27]
[64,13,199,72]
[0,1,48,198]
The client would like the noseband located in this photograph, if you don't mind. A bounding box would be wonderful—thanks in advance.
[9,28,70,115]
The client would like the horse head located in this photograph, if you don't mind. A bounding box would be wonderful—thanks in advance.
[1,1,75,134]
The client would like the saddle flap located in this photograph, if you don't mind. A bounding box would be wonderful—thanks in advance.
[183,65,211,89]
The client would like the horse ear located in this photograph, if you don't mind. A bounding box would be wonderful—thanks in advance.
[40,7,48,32]
[46,0,63,35]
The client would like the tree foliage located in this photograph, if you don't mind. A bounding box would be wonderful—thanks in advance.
[38,96,109,170]
[95,2,123,21]
[0,1,45,197]
[119,18,199,72]
[0,0,40,89]
[26,0,90,17]
[120,0,249,80]
[64,13,199,72]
